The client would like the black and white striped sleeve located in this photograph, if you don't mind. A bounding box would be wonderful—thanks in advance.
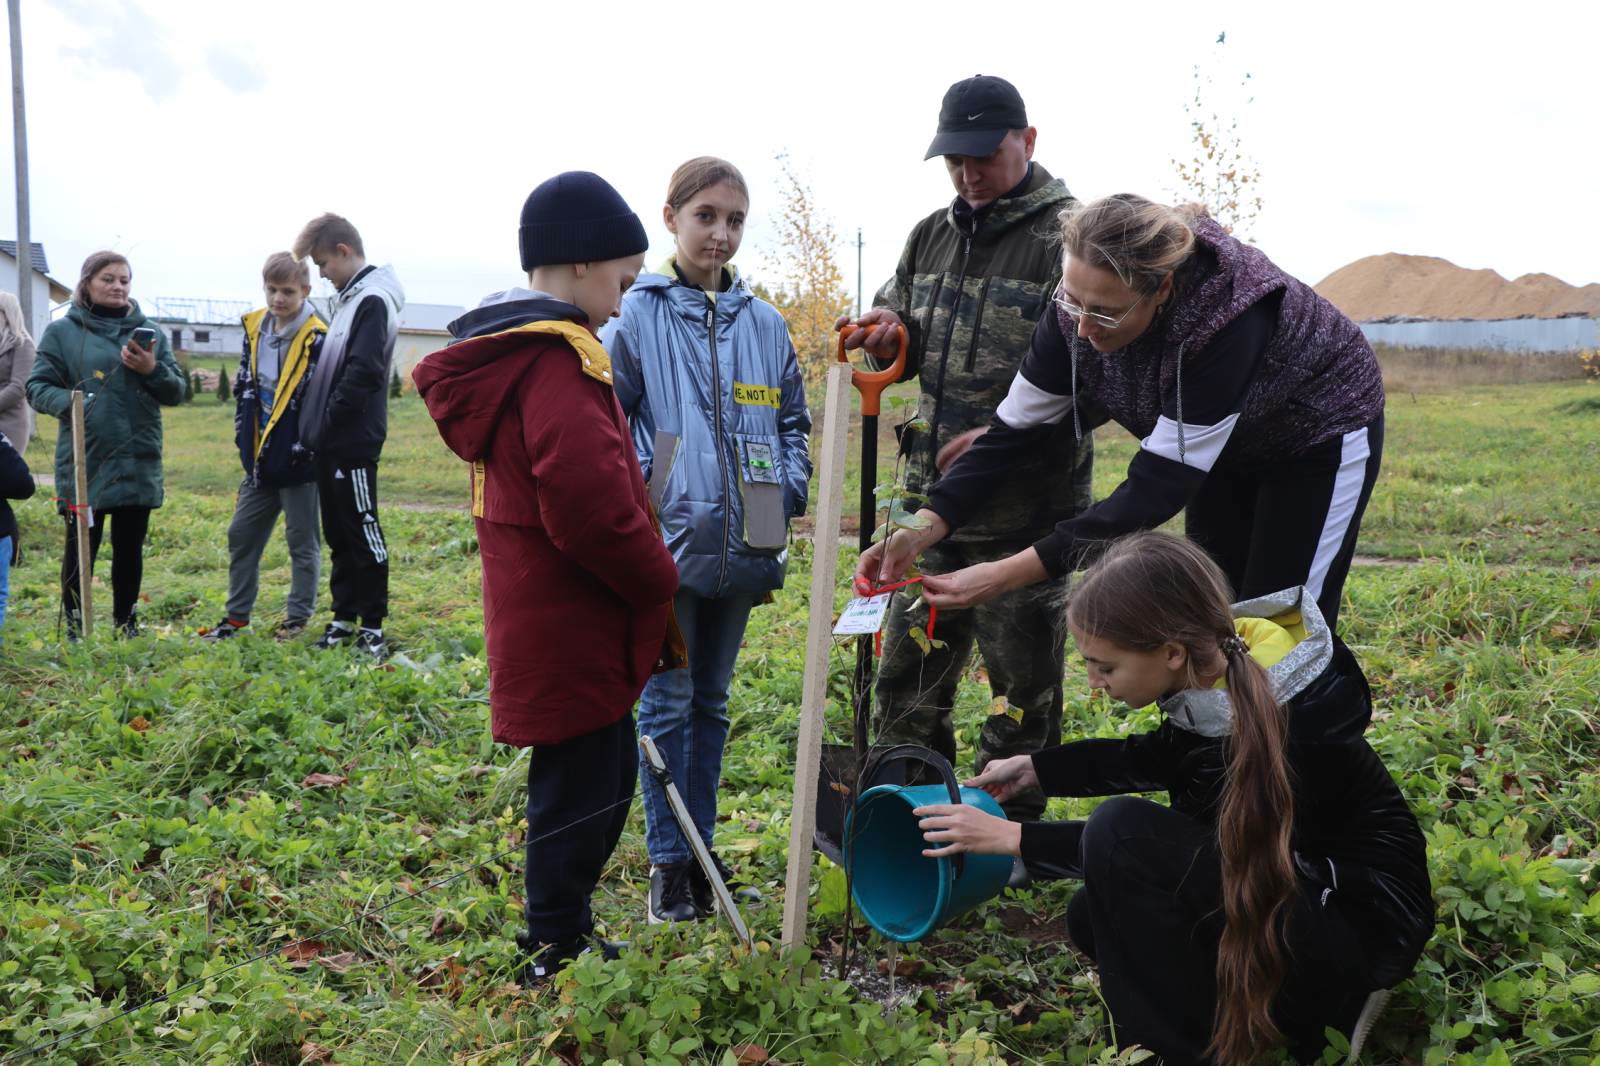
[1028,296,1278,577]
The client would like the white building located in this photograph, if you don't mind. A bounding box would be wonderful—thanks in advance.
[0,240,72,337]
[148,296,463,382]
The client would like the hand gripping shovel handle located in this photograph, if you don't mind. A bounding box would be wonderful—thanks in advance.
[639,734,753,949]
[835,324,907,416]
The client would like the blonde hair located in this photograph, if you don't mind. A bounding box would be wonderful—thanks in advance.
[0,291,30,352]
[292,213,364,260]
[262,251,311,287]
[73,250,132,310]
[1057,194,1204,296]
[665,157,749,212]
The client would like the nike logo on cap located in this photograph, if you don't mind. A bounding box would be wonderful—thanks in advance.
[967,112,984,121]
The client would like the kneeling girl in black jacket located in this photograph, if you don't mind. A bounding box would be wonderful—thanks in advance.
[914,531,1432,1064]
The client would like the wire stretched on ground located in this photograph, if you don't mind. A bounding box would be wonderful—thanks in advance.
[0,792,638,1065]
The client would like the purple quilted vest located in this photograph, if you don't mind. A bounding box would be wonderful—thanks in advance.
[1054,217,1384,467]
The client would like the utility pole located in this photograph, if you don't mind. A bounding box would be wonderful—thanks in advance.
[8,0,32,335]
[851,225,864,316]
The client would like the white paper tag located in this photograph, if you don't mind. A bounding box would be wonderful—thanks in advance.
[833,593,892,636]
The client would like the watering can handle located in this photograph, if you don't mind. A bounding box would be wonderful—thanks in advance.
[861,743,966,876]
[836,324,908,417]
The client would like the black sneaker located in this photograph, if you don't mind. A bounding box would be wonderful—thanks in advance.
[201,618,247,641]
[353,628,387,660]
[116,612,141,639]
[516,933,625,988]
[313,623,354,650]
[275,618,310,641]
[648,863,700,924]
[691,852,763,916]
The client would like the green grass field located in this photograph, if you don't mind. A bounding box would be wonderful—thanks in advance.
[2,379,1598,1063]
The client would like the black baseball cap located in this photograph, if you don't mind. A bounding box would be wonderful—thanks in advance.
[924,75,1029,160]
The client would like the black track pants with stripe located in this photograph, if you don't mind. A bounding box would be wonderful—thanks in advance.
[317,460,389,627]
[1185,414,1384,629]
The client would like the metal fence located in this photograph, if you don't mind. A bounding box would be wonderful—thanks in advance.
[1358,317,1599,353]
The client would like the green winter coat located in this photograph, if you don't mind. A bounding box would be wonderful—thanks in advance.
[874,163,1093,545]
[27,301,185,512]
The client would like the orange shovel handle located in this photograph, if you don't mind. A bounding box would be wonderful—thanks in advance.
[835,324,907,417]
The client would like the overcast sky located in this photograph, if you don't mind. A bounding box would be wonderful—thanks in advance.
[5,0,1596,316]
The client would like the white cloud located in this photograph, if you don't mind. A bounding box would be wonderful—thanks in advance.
[205,45,267,94]
[51,0,185,100]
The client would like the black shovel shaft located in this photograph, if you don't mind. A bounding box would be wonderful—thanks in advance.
[858,415,878,553]
[853,414,879,756]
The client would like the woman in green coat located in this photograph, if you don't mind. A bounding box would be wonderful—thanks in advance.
[27,251,185,637]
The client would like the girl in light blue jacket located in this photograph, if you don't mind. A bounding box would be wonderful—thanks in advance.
[601,157,812,925]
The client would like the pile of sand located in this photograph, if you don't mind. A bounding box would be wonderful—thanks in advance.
[1313,253,1600,322]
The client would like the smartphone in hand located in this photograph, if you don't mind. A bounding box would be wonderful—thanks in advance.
[130,327,157,350]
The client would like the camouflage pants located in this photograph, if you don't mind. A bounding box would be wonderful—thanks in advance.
[871,538,1068,821]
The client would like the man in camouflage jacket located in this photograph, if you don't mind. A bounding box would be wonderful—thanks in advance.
[841,75,1094,826]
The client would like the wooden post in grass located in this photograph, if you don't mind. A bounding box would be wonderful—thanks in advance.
[70,390,93,637]
[780,360,853,950]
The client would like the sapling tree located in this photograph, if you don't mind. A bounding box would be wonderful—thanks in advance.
[1171,31,1265,240]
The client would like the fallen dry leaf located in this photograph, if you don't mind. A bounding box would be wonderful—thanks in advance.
[281,940,328,966]
[876,956,926,978]
[316,952,362,973]
[299,1041,335,1063]
[732,1044,770,1066]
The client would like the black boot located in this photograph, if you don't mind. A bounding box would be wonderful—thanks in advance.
[691,852,763,916]
[648,862,700,924]
[516,932,625,988]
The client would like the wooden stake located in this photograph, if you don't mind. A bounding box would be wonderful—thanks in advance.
[780,362,853,951]
[70,390,93,637]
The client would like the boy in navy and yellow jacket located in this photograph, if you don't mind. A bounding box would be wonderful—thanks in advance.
[413,172,681,985]
[203,253,327,641]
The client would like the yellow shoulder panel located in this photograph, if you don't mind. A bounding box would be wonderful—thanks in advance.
[488,319,613,386]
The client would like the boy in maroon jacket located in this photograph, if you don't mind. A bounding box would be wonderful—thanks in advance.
[413,172,680,983]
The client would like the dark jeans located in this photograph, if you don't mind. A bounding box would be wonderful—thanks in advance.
[523,713,637,946]
[1186,415,1384,629]
[1064,797,1374,1064]
[316,460,388,627]
[636,590,758,865]
[61,506,150,626]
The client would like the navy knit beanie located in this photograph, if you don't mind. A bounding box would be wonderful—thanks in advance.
[518,171,649,270]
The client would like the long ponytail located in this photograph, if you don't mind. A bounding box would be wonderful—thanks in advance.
[1209,638,1296,1063]
[1066,532,1298,1063]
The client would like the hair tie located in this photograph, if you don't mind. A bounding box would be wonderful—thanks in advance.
[1219,634,1247,660]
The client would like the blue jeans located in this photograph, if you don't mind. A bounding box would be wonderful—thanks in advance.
[0,535,11,638]
[636,589,758,865]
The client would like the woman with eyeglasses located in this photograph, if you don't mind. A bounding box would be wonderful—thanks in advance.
[857,193,1384,631]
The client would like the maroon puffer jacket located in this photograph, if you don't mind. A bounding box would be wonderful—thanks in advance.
[414,318,679,746]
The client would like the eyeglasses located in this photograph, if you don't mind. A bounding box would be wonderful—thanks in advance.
[1054,292,1145,330]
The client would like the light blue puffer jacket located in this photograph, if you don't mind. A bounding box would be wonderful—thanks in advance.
[601,270,812,598]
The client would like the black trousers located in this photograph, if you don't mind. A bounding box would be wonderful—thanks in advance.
[523,713,637,946]
[1063,797,1373,1064]
[61,506,150,626]
[1186,415,1384,629]
[316,460,388,627]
